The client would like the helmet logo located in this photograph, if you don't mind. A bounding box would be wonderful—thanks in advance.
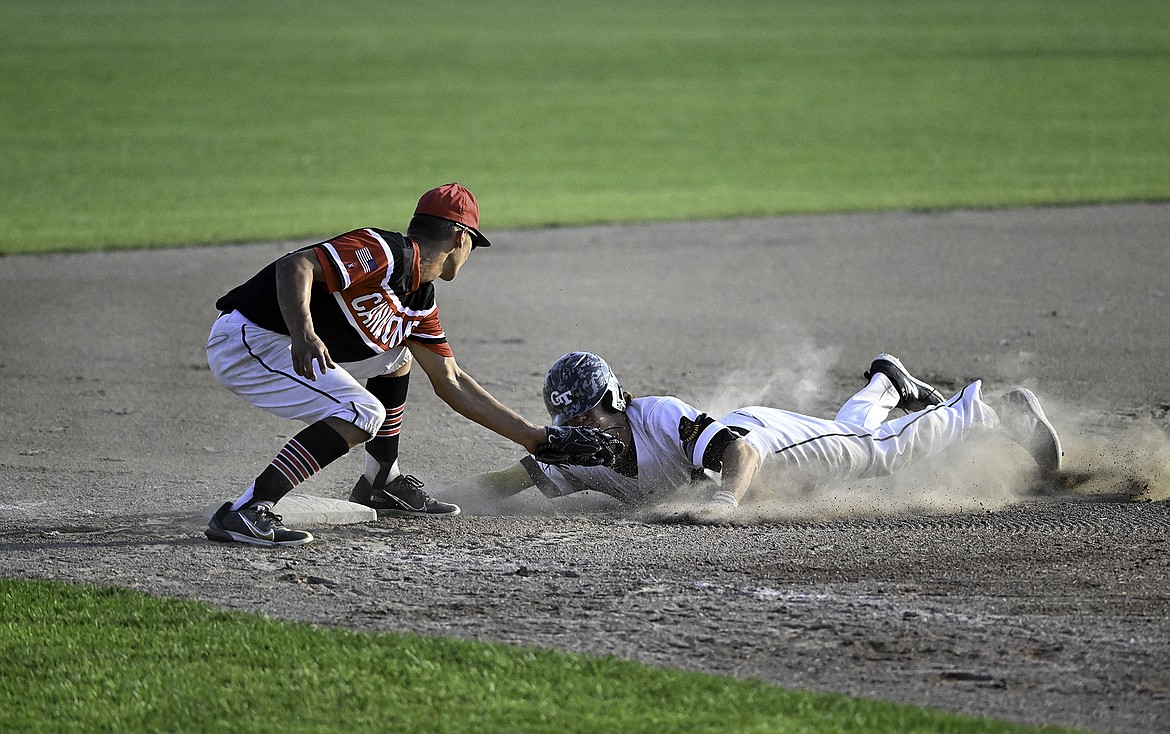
[549,390,574,407]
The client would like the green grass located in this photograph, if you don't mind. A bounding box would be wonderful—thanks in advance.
[1,0,1167,253]
[0,579,1079,734]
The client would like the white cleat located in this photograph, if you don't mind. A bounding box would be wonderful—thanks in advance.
[1000,387,1063,477]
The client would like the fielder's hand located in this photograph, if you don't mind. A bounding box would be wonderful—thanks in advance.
[534,426,624,467]
[290,333,336,381]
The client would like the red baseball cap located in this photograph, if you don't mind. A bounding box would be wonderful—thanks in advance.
[414,182,492,248]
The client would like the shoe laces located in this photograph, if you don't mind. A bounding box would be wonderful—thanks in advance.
[385,474,430,504]
[396,474,425,491]
[248,505,286,529]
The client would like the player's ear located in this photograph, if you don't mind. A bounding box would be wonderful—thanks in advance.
[450,227,470,252]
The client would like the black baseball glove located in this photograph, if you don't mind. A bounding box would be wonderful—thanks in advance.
[534,426,624,467]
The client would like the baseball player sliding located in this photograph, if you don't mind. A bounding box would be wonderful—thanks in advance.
[205,184,612,546]
[452,351,1064,523]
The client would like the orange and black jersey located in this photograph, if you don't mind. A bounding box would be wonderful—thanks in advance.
[215,228,452,363]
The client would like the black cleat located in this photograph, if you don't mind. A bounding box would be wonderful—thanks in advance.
[864,353,945,412]
[999,387,1063,477]
[205,502,314,547]
[348,474,461,518]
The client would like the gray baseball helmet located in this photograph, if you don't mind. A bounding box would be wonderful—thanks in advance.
[543,352,627,426]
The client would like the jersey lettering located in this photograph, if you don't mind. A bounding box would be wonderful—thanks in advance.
[315,229,451,359]
[352,293,409,345]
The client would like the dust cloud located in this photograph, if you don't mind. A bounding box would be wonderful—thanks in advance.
[734,439,1035,524]
[701,328,842,419]
[640,436,1037,526]
[1054,416,1170,502]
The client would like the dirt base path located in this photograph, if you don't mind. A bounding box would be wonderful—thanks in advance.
[3,204,1169,733]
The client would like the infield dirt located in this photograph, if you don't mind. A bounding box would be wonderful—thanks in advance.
[2,204,1168,732]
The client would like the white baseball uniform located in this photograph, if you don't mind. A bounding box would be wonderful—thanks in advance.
[520,376,998,505]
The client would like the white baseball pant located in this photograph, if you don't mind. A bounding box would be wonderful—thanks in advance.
[207,310,410,438]
[722,375,999,481]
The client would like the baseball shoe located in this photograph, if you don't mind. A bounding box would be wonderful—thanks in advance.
[999,387,1063,477]
[205,502,314,547]
[864,353,945,412]
[348,474,461,518]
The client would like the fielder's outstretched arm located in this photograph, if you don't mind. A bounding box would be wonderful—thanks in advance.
[408,343,548,454]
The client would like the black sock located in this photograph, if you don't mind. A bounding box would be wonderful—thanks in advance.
[250,421,350,505]
[365,373,410,469]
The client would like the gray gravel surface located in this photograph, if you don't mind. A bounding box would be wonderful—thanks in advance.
[2,204,1169,733]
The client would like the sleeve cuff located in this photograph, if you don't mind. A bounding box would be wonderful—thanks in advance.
[693,422,740,471]
[314,245,345,292]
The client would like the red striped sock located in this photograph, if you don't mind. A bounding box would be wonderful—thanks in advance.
[366,373,409,468]
[377,403,405,441]
[271,436,324,486]
[250,421,350,505]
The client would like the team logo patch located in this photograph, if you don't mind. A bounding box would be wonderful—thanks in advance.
[678,415,703,444]
[549,390,574,407]
[356,246,375,273]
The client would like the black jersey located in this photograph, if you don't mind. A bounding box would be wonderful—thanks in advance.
[216,228,451,363]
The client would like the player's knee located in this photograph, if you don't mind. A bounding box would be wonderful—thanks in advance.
[367,399,387,426]
[356,395,387,437]
[323,394,385,445]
